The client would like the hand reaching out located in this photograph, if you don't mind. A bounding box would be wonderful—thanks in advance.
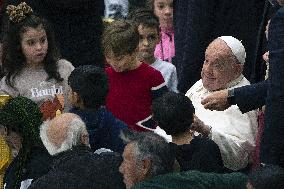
[201,90,231,111]
[191,115,211,137]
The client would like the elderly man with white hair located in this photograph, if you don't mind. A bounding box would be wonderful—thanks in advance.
[28,113,125,189]
[186,36,258,171]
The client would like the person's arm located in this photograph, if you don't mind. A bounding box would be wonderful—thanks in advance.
[151,71,168,100]
[0,76,18,96]
[201,81,267,113]
[169,66,179,93]
[192,110,258,171]
[234,81,267,113]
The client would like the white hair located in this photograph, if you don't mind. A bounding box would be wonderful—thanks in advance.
[40,117,89,156]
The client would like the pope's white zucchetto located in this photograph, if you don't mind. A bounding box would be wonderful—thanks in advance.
[218,36,246,64]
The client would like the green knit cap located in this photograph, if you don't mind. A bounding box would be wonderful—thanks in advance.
[0,96,43,146]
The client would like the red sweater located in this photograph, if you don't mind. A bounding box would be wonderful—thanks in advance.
[106,63,166,131]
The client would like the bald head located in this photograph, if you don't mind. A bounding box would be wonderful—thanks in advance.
[46,113,77,148]
[40,113,89,155]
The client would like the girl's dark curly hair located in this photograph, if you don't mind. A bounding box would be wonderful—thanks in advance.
[0,96,44,188]
[2,13,63,88]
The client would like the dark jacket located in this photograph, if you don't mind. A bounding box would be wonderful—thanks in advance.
[4,147,52,189]
[69,107,127,153]
[132,171,247,189]
[234,80,267,113]
[28,145,125,189]
[261,5,284,168]
[170,135,225,173]
[1,0,104,67]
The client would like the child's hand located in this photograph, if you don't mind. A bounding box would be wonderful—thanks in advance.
[191,115,212,137]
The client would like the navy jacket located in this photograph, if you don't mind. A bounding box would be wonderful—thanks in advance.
[261,5,284,168]
[69,107,127,153]
[234,80,267,113]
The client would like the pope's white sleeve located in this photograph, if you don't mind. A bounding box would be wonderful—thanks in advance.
[210,108,257,171]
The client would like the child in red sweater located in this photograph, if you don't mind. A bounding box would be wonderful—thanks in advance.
[102,20,168,131]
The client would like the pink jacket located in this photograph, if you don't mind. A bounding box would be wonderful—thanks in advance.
[154,27,175,63]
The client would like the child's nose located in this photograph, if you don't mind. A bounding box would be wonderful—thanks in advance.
[164,6,172,15]
[36,43,43,50]
[142,39,149,46]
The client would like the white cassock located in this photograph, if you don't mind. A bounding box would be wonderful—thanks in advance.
[186,75,258,171]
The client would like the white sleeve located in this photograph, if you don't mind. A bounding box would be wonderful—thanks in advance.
[0,76,19,96]
[20,179,33,189]
[210,107,258,171]
[211,129,250,171]
[168,66,178,93]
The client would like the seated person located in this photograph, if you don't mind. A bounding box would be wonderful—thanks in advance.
[119,130,175,189]
[0,97,52,189]
[186,36,258,171]
[68,65,127,153]
[29,113,125,189]
[152,91,225,173]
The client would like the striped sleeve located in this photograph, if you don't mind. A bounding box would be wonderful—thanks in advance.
[151,70,168,100]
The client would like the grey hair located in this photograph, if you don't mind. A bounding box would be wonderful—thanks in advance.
[121,130,175,177]
[40,117,88,156]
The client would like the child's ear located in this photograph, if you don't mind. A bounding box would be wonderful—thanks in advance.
[73,92,81,103]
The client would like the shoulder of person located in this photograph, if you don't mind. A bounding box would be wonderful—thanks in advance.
[105,66,113,74]
[159,59,177,69]
[56,59,75,74]
[193,135,219,149]
[57,59,74,69]
[185,79,203,98]
[148,64,164,76]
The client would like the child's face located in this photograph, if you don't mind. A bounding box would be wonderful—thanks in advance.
[154,0,173,29]
[106,51,138,72]
[20,25,48,66]
[137,25,160,63]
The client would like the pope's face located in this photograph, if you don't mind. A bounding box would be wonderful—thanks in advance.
[201,39,243,91]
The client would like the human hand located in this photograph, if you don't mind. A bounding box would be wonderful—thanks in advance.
[191,115,211,137]
[201,90,230,111]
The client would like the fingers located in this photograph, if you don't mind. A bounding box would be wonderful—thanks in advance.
[201,95,211,105]
[203,100,219,111]
[203,100,228,111]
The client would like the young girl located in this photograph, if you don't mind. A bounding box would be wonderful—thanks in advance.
[148,0,174,63]
[0,2,74,112]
